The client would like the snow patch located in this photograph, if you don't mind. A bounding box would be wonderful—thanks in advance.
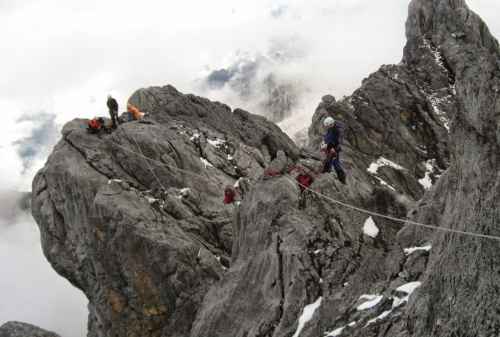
[392,282,422,308]
[357,295,383,311]
[365,310,393,327]
[326,322,356,337]
[292,297,322,337]
[326,326,344,337]
[200,157,214,168]
[207,138,225,147]
[190,133,201,142]
[419,160,435,189]
[428,93,452,131]
[107,179,123,185]
[404,245,431,255]
[367,157,405,174]
[374,176,396,191]
[396,281,422,295]
[179,188,191,197]
[363,217,379,238]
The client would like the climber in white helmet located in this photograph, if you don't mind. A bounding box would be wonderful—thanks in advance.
[321,116,347,184]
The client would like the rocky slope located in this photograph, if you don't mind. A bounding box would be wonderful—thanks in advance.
[30,0,500,337]
[0,322,60,337]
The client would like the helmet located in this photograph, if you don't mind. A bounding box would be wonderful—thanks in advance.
[323,116,335,127]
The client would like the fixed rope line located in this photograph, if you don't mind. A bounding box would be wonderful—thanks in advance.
[114,126,209,182]
[107,127,500,242]
[117,127,170,191]
[283,175,500,242]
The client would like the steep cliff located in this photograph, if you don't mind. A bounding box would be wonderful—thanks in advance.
[30,1,500,337]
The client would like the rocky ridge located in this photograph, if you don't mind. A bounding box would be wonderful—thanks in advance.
[30,0,500,337]
[0,322,60,337]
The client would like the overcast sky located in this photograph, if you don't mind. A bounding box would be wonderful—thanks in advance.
[1,0,499,335]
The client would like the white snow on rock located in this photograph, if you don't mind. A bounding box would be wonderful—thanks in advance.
[357,295,383,311]
[292,297,322,337]
[179,188,191,197]
[200,157,214,168]
[365,310,393,327]
[326,326,344,337]
[107,179,123,185]
[326,322,356,337]
[396,281,422,295]
[404,245,432,255]
[146,197,158,204]
[234,178,242,188]
[374,176,396,191]
[419,160,435,189]
[363,217,379,238]
[190,133,200,142]
[367,157,405,174]
[427,93,451,131]
[392,281,423,308]
[207,138,225,147]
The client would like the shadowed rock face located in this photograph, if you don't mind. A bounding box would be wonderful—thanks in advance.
[0,322,60,337]
[30,1,500,337]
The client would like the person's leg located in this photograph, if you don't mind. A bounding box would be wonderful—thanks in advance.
[332,154,346,184]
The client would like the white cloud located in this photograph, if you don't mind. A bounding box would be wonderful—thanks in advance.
[0,0,499,335]
[0,213,88,337]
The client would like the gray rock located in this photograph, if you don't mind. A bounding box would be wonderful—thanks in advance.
[29,1,500,337]
[0,322,60,337]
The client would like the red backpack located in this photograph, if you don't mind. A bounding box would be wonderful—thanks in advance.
[224,186,237,204]
[87,118,103,134]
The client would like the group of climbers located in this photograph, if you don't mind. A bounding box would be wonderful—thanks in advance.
[87,95,145,133]
[224,114,347,206]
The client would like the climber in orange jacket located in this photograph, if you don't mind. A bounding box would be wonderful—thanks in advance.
[127,103,145,120]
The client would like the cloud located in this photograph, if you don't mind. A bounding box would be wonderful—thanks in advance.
[13,112,58,174]
[0,1,499,336]
[270,4,289,18]
[0,196,88,337]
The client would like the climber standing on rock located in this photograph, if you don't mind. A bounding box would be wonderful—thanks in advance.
[321,116,347,184]
[106,95,120,129]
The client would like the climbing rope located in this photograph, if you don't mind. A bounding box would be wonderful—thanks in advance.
[105,125,500,242]
[114,126,209,182]
[283,175,500,242]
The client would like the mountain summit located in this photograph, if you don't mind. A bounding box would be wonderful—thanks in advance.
[31,1,500,337]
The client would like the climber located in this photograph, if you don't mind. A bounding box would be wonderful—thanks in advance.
[87,117,105,134]
[223,185,238,205]
[321,116,347,184]
[106,95,120,129]
[127,103,145,120]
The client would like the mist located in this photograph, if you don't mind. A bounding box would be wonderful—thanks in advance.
[1,0,499,335]
[0,198,88,336]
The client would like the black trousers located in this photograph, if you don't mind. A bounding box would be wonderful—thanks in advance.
[109,109,119,128]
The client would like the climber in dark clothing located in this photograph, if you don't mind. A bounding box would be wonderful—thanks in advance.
[106,95,120,129]
[321,116,347,184]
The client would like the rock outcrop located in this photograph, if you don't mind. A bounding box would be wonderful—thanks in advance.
[0,322,60,337]
[30,1,500,337]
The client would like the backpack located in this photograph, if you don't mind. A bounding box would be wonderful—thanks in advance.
[87,118,103,134]
[224,186,237,204]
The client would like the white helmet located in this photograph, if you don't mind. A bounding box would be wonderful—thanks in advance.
[323,116,335,127]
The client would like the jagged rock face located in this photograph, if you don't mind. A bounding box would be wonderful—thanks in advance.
[394,1,500,336]
[0,322,60,337]
[31,86,299,337]
[31,1,500,337]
